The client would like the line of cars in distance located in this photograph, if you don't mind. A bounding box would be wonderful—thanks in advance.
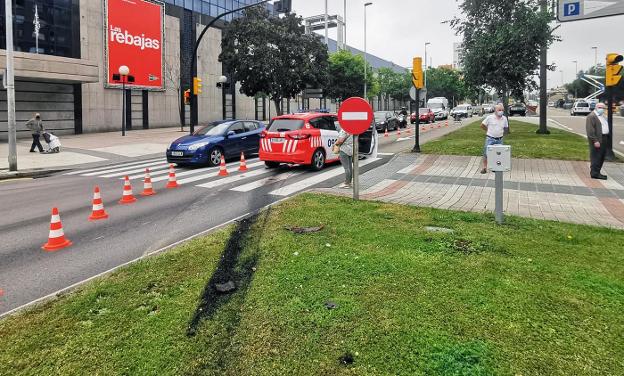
[166,112,377,171]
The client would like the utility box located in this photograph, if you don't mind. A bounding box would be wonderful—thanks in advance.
[487,145,511,172]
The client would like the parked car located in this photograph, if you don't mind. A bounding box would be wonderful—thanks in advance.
[167,120,265,166]
[427,97,449,120]
[419,108,436,123]
[374,111,399,132]
[259,112,377,171]
[548,101,555,107]
[570,101,591,116]
[450,105,473,118]
[482,103,495,113]
[509,103,527,117]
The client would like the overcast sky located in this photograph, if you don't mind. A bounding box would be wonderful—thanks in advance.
[291,0,623,89]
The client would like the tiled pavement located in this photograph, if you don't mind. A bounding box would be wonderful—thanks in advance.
[320,154,624,229]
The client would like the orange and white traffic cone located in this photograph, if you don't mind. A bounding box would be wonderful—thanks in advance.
[406,125,412,134]
[384,128,389,137]
[42,207,72,251]
[218,155,229,177]
[119,176,137,204]
[421,124,426,132]
[141,168,156,196]
[397,127,401,136]
[88,186,109,221]
[166,164,179,189]
[239,152,248,172]
[445,119,449,127]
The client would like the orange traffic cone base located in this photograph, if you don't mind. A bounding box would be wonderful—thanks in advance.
[141,190,156,196]
[88,212,109,221]
[42,239,72,252]
[119,196,137,204]
[166,181,179,189]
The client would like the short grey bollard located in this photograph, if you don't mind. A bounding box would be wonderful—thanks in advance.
[487,145,511,224]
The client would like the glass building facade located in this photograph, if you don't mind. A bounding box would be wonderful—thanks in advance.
[163,0,272,21]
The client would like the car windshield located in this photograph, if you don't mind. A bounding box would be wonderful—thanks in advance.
[268,119,305,132]
[456,106,468,110]
[193,121,231,136]
[429,103,444,109]
[419,108,430,114]
[374,112,393,121]
[512,104,525,107]
[576,102,589,107]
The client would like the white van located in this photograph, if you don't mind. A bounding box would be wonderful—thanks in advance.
[426,97,450,120]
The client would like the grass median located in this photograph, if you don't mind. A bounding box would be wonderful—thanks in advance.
[1,194,623,375]
[422,119,590,160]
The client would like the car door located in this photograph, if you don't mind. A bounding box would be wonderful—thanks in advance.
[225,122,246,158]
[243,121,262,154]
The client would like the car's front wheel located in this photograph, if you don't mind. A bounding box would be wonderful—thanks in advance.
[310,149,326,171]
[207,147,224,167]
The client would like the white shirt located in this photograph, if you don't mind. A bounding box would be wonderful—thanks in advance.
[337,129,353,156]
[595,110,609,135]
[482,114,509,138]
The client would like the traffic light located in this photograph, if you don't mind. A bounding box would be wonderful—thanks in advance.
[184,89,190,105]
[274,0,291,13]
[606,53,623,87]
[193,77,203,95]
[412,57,424,89]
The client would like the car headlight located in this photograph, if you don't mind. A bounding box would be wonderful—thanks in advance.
[188,142,210,151]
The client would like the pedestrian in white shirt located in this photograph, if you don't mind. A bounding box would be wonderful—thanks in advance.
[585,103,609,179]
[480,104,509,174]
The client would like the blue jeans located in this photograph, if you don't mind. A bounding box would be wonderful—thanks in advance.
[483,136,503,157]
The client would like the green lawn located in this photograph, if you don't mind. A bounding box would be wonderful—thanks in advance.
[1,194,623,375]
[422,119,591,160]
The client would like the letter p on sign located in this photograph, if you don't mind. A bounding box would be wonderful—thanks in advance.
[564,2,580,16]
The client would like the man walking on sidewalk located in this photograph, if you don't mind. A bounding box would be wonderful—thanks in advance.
[25,113,45,153]
[586,103,609,180]
[480,104,509,174]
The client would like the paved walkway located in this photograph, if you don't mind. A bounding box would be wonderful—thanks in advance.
[322,154,624,229]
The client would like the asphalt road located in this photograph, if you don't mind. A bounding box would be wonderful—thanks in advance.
[0,118,467,316]
[546,108,624,156]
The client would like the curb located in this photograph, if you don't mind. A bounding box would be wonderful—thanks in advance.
[0,168,68,181]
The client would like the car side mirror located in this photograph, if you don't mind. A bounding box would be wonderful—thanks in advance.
[227,131,236,137]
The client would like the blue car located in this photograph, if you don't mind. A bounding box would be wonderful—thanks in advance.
[166,120,265,166]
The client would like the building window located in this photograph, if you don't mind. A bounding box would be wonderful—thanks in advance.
[0,0,80,59]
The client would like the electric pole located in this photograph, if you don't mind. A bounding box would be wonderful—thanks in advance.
[5,0,18,171]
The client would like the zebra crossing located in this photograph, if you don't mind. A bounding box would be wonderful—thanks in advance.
[65,157,382,197]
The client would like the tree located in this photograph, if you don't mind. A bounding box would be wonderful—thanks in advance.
[325,50,374,101]
[424,67,467,103]
[164,50,191,130]
[452,0,556,113]
[219,8,329,116]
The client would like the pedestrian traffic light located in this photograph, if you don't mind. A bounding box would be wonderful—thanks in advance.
[193,77,203,95]
[605,53,623,87]
[274,0,291,13]
[412,57,424,89]
[184,89,190,105]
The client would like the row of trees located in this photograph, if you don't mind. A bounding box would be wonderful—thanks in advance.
[219,8,470,115]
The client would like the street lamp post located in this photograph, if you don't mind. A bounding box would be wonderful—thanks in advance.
[5,0,17,171]
[559,70,564,87]
[119,65,130,136]
[592,46,598,68]
[344,0,347,47]
[424,42,430,103]
[363,2,372,99]
[572,60,578,99]
[324,0,329,46]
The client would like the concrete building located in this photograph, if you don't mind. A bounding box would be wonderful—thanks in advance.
[453,42,464,70]
[1,0,401,140]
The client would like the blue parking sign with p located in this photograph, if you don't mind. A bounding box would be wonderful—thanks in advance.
[564,2,580,16]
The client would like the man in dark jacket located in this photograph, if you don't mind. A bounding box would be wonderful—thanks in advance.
[585,103,609,179]
[25,113,45,153]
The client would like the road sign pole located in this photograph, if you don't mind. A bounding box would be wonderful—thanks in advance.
[606,86,615,160]
[5,0,17,171]
[353,135,359,200]
[412,88,421,153]
[495,170,504,224]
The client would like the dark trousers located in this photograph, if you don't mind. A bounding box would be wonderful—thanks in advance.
[589,135,609,177]
[30,134,44,152]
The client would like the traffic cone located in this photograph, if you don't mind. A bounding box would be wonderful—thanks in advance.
[42,207,72,251]
[384,128,389,137]
[239,152,248,172]
[397,127,401,136]
[88,186,109,221]
[421,124,426,132]
[166,164,179,189]
[218,156,229,176]
[445,119,449,127]
[119,176,137,204]
[406,125,412,134]
[141,168,156,196]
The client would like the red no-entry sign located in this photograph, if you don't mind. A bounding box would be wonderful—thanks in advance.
[338,97,374,135]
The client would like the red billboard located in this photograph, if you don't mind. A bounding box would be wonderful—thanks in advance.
[105,0,164,90]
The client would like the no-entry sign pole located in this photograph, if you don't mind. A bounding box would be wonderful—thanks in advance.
[338,97,374,201]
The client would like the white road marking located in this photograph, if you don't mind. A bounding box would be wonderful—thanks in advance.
[100,163,169,178]
[376,152,394,156]
[148,159,260,183]
[396,137,412,142]
[196,168,271,189]
[175,162,264,185]
[269,158,380,196]
[231,171,304,192]
[81,160,167,177]
[620,141,624,146]
[64,157,163,175]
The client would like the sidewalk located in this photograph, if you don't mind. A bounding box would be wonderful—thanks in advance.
[0,127,185,173]
[321,153,624,229]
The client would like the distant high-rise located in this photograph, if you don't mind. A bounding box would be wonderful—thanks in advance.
[453,42,464,70]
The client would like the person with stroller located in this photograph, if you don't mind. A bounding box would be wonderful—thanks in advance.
[25,113,45,153]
